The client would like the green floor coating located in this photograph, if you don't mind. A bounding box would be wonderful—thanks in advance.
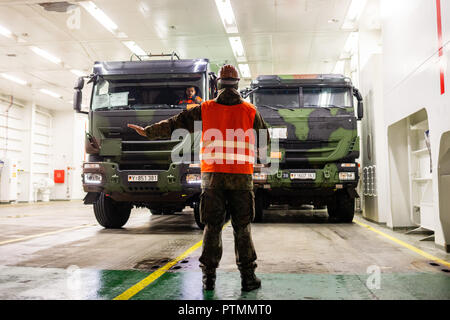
[130,271,450,300]
[1,266,448,300]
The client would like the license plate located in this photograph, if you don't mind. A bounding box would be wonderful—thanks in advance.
[290,172,316,180]
[128,175,158,182]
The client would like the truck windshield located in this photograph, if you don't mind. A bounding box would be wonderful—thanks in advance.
[303,87,352,108]
[91,77,204,111]
[254,87,352,109]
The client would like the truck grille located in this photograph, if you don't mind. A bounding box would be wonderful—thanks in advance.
[281,140,338,162]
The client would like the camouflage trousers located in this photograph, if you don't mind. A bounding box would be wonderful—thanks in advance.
[198,188,257,273]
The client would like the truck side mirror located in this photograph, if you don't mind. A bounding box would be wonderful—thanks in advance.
[357,100,364,120]
[73,77,88,114]
[353,88,363,120]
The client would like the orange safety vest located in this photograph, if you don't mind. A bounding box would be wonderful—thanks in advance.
[200,100,256,175]
[179,96,203,104]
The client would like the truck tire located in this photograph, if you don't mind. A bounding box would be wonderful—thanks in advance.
[93,193,131,228]
[253,192,264,223]
[327,191,355,223]
[193,201,204,230]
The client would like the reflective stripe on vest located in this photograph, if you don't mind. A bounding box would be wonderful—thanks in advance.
[200,100,257,174]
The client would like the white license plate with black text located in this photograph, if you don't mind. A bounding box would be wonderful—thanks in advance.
[290,172,316,180]
[128,175,158,182]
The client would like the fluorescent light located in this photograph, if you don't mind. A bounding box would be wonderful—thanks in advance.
[333,60,346,74]
[238,64,251,78]
[1,73,27,85]
[40,88,62,99]
[344,32,359,53]
[0,24,12,38]
[79,1,118,34]
[122,41,147,56]
[342,0,367,29]
[229,37,246,62]
[30,46,62,64]
[70,69,85,77]
[214,0,238,34]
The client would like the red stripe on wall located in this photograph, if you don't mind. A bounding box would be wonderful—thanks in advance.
[436,0,445,94]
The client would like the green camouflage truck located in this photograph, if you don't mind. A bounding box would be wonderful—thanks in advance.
[73,55,212,228]
[246,74,363,223]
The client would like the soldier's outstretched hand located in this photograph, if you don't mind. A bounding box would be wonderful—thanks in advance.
[127,124,147,137]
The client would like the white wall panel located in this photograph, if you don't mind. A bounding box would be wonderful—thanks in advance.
[380,0,450,250]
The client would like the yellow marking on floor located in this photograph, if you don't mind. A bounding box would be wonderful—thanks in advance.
[114,221,232,300]
[354,219,450,268]
[0,224,97,246]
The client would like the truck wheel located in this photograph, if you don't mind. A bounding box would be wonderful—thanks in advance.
[150,208,163,215]
[327,191,355,223]
[93,193,131,228]
[253,193,264,223]
[193,201,204,230]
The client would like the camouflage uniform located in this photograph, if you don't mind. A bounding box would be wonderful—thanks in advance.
[144,87,268,274]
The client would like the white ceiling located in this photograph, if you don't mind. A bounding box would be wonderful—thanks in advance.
[0,0,359,111]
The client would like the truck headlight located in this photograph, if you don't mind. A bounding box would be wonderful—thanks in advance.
[339,172,355,181]
[270,152,282,159]
[189,163,200,168]
[253,172,268,181]
[186,174,201,184]
[341,163,356,168]
[84,173,102,184]
[84,163,100,169]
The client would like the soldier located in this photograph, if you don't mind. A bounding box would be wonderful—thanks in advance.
[178,86,203,105]
[128,64,268,292]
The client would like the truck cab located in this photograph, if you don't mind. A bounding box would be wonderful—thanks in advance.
[73,55,213,228]
[247,74,363,223]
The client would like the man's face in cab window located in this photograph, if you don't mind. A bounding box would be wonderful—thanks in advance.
[186,87,196,98]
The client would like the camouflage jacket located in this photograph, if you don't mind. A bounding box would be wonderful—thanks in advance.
[144,88,269,190]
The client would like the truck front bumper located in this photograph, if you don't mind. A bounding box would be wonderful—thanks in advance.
[82,162,197,201]
[253,163,359,191]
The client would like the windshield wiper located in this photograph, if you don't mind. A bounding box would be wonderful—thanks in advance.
[257,104,279,111]
[257,104,296,112]
[95,106,134,111]
[304,104,350,110]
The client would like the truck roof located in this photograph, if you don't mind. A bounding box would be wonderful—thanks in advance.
[251,74,353,87]
[93,58,209,76]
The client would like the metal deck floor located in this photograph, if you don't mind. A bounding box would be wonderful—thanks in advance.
[0,201,449,300]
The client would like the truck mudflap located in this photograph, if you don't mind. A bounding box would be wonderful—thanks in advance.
[83,192,100,205]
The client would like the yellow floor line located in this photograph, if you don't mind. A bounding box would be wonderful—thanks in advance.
[0,224,97,246]
[114,221,231,300]
[354,218,450,268]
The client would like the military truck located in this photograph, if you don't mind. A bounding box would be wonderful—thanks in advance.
[245,74,363,223]
[73,54,213,228]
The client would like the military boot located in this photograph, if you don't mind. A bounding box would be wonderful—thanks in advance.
[240,270,261,292]
[202,271,216,291]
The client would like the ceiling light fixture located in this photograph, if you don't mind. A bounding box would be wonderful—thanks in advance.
[79,1,119,34]
[30,46,62,64]
[40,88,62,99]
[122,41,147,57]
[1,73,27,85]
[70,69,86,77]
[0,24,12,38]
[214,0,239,34]
[229,36,246,62]
[342,0,367,29]
[238,64,251,78]
[343,32,359,54]
[333,60,346,74]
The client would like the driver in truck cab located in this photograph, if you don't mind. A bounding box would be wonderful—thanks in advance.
[178,86,203,105]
